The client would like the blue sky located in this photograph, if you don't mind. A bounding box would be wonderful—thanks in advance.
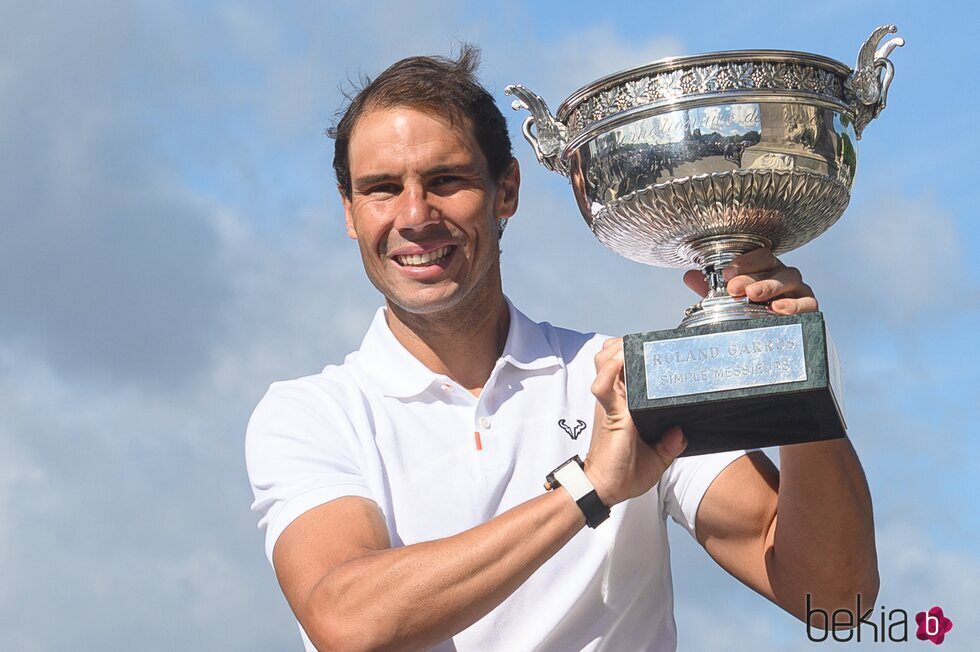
[1,1,977,650]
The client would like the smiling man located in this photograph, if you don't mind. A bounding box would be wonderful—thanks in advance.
[246,47,879,651]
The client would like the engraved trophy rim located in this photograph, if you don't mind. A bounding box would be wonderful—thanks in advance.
[555,49,852,122]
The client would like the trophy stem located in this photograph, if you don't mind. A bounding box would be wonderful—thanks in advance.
[679,234,773,329]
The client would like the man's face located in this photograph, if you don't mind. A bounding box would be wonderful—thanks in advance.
[342,106,519,315]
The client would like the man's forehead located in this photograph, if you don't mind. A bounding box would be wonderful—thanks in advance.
[347,105,487,175]
[351,103,475,142]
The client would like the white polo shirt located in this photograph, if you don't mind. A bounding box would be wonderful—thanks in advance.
[246,299,747,651]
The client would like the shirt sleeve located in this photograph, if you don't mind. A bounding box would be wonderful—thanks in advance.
[659,450,749,540]
[245,378,376,565]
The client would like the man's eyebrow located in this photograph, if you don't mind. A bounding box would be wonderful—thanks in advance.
[352,173,398,189]
[426,163,479,176]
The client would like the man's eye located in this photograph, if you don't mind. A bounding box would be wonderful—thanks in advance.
[368,184,399,195]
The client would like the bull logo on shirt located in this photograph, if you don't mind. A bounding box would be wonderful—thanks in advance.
[558,419,587,440]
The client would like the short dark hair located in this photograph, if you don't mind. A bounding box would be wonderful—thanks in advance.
[329,45,513,199]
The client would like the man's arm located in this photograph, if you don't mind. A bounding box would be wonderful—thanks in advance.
[695,444,878,620]
[272,340,686,651]
[274,489,584,650]
[686,248,878,621]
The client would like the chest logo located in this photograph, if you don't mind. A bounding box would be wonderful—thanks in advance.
[558,419,587,440]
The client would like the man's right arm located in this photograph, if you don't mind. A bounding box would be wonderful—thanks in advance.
[274,487,584,650]
[267,338,686,651]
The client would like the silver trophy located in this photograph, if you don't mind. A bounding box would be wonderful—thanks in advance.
[507,27,903,454]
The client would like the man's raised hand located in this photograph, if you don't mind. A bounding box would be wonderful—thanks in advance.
[682,247,819,316]
[585,337,686,507]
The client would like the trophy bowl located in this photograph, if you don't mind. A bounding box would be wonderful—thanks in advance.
[507,26,903,327]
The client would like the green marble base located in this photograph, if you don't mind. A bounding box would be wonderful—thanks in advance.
[623,311,846,456]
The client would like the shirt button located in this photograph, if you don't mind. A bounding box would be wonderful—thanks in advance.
[441,384,452,392]
[479,416,491,429]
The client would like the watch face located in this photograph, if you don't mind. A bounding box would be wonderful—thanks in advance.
[546,455,584,490]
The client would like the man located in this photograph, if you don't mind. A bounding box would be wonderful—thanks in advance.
[246,47,878,651]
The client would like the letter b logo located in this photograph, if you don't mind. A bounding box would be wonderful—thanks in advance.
[915,606,953,645]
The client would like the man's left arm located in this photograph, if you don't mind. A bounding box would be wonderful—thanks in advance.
[684,248,879,622]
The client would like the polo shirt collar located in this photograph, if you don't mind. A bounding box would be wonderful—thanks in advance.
[353,297,564,399]
[499,298,564,372]
[353,307,437,399]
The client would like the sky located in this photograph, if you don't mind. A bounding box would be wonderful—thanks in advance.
[1,1,978,650]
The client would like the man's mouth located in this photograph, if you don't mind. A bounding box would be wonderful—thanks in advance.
[393,245,454,267]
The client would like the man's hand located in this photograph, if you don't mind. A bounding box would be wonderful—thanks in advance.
[585,337,687,506]
[682,247,818,315]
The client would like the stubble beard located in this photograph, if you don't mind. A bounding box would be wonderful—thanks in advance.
[380,244,504,335]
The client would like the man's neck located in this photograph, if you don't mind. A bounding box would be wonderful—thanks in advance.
[385,291,510,397]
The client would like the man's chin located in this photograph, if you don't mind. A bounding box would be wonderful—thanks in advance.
[385,287,466,316]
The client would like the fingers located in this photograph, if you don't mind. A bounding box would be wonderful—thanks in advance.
[724,248,819,315]
[729,266,803,301]
[770,294,818,315]
[683,269,708,297]
[723,247,780,280]
[631,425,687,500]
[592,338,626,414]
[652,425,687,463]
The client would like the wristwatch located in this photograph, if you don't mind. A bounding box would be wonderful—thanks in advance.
[544,455,610,528]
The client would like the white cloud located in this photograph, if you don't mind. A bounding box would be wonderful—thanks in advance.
[0,4,234,386]
[491,23,684,102]
[789,192,965,329]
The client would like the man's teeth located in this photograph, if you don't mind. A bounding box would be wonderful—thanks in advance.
[395,246,452,266]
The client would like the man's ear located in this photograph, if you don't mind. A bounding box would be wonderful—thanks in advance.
[340,185,357,239]
[495,158,520,220]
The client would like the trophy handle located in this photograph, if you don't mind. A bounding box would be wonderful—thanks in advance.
[845,25,904,139]
[504,84,569,176]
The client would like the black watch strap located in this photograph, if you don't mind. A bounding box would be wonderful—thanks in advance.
[576,489,611,528]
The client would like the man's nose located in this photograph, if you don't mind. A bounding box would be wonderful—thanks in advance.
[394,185,440,231]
